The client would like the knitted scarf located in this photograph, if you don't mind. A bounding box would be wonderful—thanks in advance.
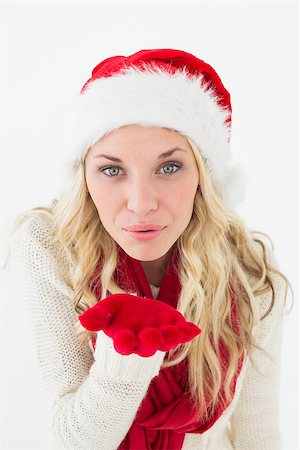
[90,243,244,449]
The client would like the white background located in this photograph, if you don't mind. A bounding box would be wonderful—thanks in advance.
[0,1,298,449]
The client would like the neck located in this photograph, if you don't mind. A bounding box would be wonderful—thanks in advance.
[140,246,174,287]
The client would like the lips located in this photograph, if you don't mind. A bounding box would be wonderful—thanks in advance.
[124,224,165,232]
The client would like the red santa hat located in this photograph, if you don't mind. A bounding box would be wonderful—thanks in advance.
[61,48,249,210]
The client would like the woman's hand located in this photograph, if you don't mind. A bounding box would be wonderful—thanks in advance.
[79,293,201,357]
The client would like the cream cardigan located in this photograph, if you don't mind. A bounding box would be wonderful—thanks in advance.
[10,213,285,450]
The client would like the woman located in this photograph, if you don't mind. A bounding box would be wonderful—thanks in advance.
[10,49,292,449]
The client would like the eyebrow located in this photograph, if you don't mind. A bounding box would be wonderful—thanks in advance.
[93,147,188,162]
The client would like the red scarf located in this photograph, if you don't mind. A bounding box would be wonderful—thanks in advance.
[90,244,244,449]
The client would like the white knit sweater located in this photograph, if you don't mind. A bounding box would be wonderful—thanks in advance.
[10,213,286,450]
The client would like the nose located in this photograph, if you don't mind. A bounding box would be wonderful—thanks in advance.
[126,178,158,216]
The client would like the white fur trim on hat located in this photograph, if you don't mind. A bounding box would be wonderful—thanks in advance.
[60,65,249,210]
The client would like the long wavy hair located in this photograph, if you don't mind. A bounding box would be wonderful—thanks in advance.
[8,133,293,422]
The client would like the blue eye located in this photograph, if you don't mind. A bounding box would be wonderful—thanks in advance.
[161,163,181,174]
[101,167,121,177]
[98,162,182,178]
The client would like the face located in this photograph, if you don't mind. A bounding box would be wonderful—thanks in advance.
[85,125,199,266]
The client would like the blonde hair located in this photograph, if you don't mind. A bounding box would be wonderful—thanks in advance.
[8,134,293,422]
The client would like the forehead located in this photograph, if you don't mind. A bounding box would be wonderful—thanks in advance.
[90,125,191,154]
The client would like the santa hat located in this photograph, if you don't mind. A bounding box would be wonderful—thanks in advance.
[60,48,249,210]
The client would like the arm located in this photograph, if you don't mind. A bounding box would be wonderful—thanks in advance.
[11,214,164,450]
[229,243,286,450]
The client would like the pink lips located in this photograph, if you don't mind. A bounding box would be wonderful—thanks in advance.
[123,224,166,241]
[124,224,165,232]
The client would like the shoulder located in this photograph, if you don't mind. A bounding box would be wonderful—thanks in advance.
[252,237,286,304]
[250,237,287,344]
[12,211,55,251]
[11,211,72,278]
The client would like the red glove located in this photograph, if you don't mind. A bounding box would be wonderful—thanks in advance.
[79,293,201,357]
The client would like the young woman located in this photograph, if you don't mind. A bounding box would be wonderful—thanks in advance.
[10,49,292,450]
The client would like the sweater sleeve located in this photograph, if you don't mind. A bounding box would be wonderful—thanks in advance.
[10,214,165,450]
[229,242,287,450]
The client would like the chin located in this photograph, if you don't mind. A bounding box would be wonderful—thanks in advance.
[121,241,176,262]
[124,248,163,261]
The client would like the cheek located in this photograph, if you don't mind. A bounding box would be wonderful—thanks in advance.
[170,181,197,208]
[91,191,116,217]
[87,178,116,218]
[86,171,106,201]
